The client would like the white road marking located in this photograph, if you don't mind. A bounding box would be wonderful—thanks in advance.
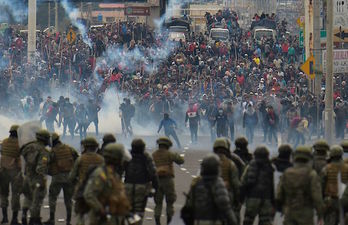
[145,208,154,212]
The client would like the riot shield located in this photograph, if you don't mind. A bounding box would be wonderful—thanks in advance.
[17,121,41,148]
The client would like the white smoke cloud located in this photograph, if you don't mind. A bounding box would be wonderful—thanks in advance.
[60,0,92,47]
[0,0,27,23]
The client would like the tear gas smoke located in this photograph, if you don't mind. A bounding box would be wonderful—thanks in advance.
[0,0,27,23]
[61,0,92,48]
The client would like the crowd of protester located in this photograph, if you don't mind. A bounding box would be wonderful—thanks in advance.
[0,8,347,145]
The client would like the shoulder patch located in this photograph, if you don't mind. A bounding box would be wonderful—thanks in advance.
[99,171,107,181]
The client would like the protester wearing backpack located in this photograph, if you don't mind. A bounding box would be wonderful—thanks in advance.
[44,133,79,225]
[124,139,159,224]
[181,154,237,225]
[84,143,131,225]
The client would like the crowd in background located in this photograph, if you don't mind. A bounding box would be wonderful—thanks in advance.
[0,8,347,145]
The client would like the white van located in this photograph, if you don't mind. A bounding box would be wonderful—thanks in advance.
[254,28,276,43]
[209,28,230,45]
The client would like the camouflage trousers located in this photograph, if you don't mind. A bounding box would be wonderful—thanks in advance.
[22,176,47,218]
[243,198,273,225]
[154,177,176,218]
[0,169,23,211]
[283,208,315,225]
[324,198,339,225]
[48,180,74,218]
[125,183,151,217]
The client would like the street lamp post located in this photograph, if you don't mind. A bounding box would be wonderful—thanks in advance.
[27,0,37,64]
[324,0,334,144]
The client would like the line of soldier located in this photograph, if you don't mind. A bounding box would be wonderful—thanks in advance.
[0,125,185,225]
[184,138,348,225]
[2,123,348,225]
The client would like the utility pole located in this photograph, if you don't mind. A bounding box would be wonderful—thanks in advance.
[324,0,334,144]
[55,0,59,31]
[313,0,321,137]
[27,0,37,64]
[48,1,51,27]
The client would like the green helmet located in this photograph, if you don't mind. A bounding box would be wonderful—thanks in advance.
[254,146,269,159]
[103,143,131,162]
[213,138,229,150]
[131,138,146,150]
[340,140,348,153]
[51,132,60,142]
[329,145,343,158]
[102,133,116,143]
[156,137,173,148]
[313,140,329,152]
[278,144,293,158]
[36,129,50,142]
[201,154,220,177]
[9,125,19,132]
[83,137,99,148]
[224,138,232,150]
[294,146,313,161]
[235,136,248,147]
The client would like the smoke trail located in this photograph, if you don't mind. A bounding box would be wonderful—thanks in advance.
[0,0,27,23]
[94,0,194,76]
[60,0,92,48]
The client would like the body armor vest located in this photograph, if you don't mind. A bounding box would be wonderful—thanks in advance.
[283,167,312,208]
[78,152,104,182]
[325,162,348,198]
[50,143,75,175]
[1,137,21,170]
[153,150,174,177]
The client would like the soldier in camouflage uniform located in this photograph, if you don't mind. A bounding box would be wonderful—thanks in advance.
[320,145,348,225]
[224,138,245,178]
[0,125,23,225]
[69,137,104,225]
[124,139,159,224]
[185,154,237,225]
[97,133,116,155]
[213,138,240,222]
[241,146,274,225]
[152,137,184,225]
[21,129,51,225]
[276,146,324,225]
[312,140,329,174]
[84,143,131,225]
[44,133,79,225]
[69,137,104,185]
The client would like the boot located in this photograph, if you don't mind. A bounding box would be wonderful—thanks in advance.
[43,212,54,225]
[29,217,42,225]
[155,216,161,225]
[66,210,71,225]
[1,207,8,224]
[22,209,28,225]
[10,211,20,225]
[166,215,172,225]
